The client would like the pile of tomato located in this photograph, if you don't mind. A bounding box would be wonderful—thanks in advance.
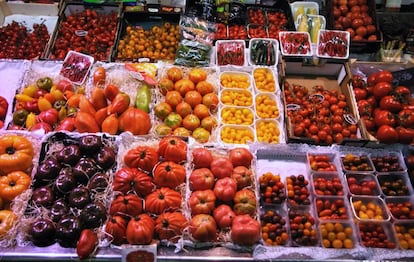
[284,81,359,144]
[352,70,414,144]
[0,134,35,241]
[188,147,260,245]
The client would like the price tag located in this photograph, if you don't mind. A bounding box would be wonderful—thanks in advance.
[286,104,300,111]
[343,114,357,125]
[308,93,324,103]
[75,30,88,37]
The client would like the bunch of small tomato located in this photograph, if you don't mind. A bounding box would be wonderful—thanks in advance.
[284,81,358,144]
[352,70,414,144]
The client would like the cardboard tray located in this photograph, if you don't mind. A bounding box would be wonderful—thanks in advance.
[325,0,383,53]
[43,2,122,61]
[113,11,180,62]
[280,60,368,146]
[0,1,59,60]
[349,61,414,147]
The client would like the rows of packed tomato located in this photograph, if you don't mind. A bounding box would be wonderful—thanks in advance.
[1,2,414,262]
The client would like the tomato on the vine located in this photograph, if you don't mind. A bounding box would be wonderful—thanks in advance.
[376,124,399,144]
[372,82,393,100]
[396,126,414,144]
[374,109,397,127]
[379,95,403,113]
[398,109,414,127]
[376,70,393,83]
[354,87,368,101]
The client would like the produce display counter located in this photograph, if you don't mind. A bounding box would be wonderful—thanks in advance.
[1,1,414,262]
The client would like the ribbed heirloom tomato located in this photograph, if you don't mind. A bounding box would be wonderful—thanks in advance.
[189,168,215,190]
[0,134,34,175]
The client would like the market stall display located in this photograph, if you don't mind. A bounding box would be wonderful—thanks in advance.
[0,0,414,261]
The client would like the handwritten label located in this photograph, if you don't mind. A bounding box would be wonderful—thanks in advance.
[392,68,414,88]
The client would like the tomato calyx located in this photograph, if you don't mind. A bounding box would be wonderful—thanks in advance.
[6,147,15,155]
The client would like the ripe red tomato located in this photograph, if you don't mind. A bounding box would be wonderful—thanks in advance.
[189,189,216,215]
[376,125,399,144]
[213,204,235,229]
[374,109,397,127]
[396,126,414,144]
[189,168,215,191]
[354,87,368,101]
[229,147,253,167]
[398,109,414,127]
[230,214,261,246]
[379,95,403,113]
[0,96,9,120]
[376,70,393,83]
[372,82,393,100]
[213,177,237,202]
[210,157,233,179]
[192,148,213,169]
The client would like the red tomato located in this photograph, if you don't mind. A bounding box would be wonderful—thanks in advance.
[189,189,216,215]
[210,157,233,179]
[0,96,8,120]
[31,122,53,133]
[398,109,414,127]
[189,168,215,191]
[55,117,76,132]
[376,125,399,144]
[192,148,214,168]
[213,204,235,229]
[395,85,411,103]
[374,109,397,127]
[231,166,252,190]
[379,95,403,113]
[76,229,98,260]
[56,79,74,92]
[353,87,367,101]
[213,177,237,202]
[189,214,217,242]
[376,70,393,83]
[229,147,253,167]
[372,82,393,100]
[37,108,59,126]
[230,214,261,246]
[396,126,414,144]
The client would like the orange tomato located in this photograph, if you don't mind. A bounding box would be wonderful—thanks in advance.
[158,78,175,95]
[101,114,119,135]
[175,101,193,118]
[195,81,214,96]
[202,93,219,110]
[167,67,183,82]
[193,104,210,120]
[165,91,183,109]
[0,171,31,201]
[189,68,207,84]
[93,67,106,86]
[184,91,202,108]
[154,102,173,120]
[183,114,201,131]
[173,127,191,137]
[0,210,16,236]
[174,79,195,96]
[201,116,217,132]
